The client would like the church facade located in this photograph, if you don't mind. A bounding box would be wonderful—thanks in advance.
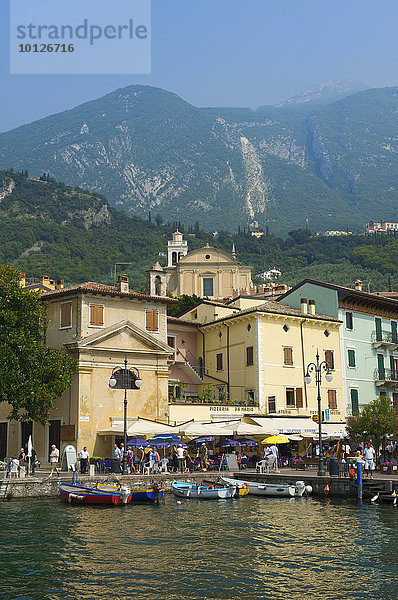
[159,231,253,300]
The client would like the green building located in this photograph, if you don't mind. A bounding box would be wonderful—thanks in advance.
[279,279,398,416]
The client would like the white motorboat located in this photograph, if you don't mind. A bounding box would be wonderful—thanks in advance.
[222,477,310,497]
[172,480,236,499]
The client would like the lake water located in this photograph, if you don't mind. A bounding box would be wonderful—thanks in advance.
[1,495,397,600]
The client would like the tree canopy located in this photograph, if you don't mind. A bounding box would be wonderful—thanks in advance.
[0,266,77,424]
[346,396,398,447]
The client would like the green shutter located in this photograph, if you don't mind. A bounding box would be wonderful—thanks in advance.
[377,353,385,380]
[346,312,353,330]
[392,321,398,344]
[375,318,382,342]
[350,389,359,414]
[393,392,398,408]
[348,349,356,367]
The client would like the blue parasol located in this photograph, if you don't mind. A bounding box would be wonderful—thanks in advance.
[126,438,150,448]
[237,438,258,447]
[216,438,240,447]
[190,436,215,444]
[148,434,182,444]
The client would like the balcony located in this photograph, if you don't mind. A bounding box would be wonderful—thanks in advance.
[374,368,398,388]
[371,330,398,350]
[169,397,259,407]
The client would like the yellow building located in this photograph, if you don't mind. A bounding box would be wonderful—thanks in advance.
[0,275,175,463]
[164,231,253,300]
[169,298,345,433]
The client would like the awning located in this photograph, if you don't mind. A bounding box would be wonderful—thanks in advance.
[249,417,347,438]
[215,421,277,437]
[98,418,175,437]
[249,417,320,436]
[97,424,124,436]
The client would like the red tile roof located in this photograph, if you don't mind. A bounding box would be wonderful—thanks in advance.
[41,281,177,303]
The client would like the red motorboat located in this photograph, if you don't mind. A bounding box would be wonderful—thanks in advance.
[59,482,132,505]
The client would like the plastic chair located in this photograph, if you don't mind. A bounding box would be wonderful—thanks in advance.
[160,458,169,473]
[9,461,19,478]
[143,459,154,475]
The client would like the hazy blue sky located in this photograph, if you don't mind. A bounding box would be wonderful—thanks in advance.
[1,0,397,131]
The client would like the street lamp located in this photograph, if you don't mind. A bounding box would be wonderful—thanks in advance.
[109,356,142,475]
[304,349,333,477]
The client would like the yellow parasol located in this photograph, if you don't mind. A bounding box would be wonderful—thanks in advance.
[261,435,290,444]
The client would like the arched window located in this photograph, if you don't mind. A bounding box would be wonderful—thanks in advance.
[172,251,177,265]
[155,275,162,296]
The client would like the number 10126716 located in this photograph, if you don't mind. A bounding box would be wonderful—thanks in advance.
[18,43,75,53]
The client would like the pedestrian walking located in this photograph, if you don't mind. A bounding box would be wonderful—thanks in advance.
[113,443,122,473]
[199,442,208,471]
[29,446,37,475]
[79,446,90,474]
[177,444,185,472]
[363,442,376,479]
[49,444,60,476]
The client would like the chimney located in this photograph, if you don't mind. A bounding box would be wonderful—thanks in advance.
[300,298,308,314]
[354,279,363,292]
[308,299,316,315]
[40,275,50,288]
[19,272,26,288]
[49,279,55,290]
[117,274,129,293]
[56,279,64,290]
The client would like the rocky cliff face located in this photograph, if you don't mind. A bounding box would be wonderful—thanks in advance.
[0,84,396,234]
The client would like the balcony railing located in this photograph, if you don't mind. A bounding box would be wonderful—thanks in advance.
[169,397,259,407]
[374,368,398,384]
[371,330,398,346]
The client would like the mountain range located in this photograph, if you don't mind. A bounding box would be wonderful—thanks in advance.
[0,82,397,234]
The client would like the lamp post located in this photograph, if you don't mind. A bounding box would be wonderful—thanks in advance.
[304,350,333,477]
[109,356,142,475]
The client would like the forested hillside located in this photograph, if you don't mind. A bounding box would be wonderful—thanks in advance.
[0,170,397,292]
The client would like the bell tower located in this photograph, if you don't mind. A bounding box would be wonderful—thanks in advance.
[167,230,188,267]
[146,262,167,297]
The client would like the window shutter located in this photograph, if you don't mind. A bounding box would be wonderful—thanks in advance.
[325,350,334,370]
[327,389,337,409]
[346,312,353,329]
[284,347,293,366]
[392,321,398,344]
[60,302,71,328]
[90,304,103,326]
[246,346,254,366]
[146,310,159,331]
[216,353,223,371]
[350,389,359,414]
[295,387,303,408]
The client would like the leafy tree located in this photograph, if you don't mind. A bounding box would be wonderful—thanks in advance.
[346,396,398,448]
[155,213,164,226]
[168,294,202,317]
[0,266,77,424]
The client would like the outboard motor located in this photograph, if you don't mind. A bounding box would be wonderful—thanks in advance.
[295,481,306,497]
[119,485,131,505]
[152,482,161,504]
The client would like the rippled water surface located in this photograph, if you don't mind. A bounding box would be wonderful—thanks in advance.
[1,495,398,600]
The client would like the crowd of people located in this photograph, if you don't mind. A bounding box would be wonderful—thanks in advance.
[107,442,212,474]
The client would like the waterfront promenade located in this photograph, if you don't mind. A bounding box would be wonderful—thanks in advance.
[1,466,398,501]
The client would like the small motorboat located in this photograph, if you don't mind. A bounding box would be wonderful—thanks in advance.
[172,480,236,499]
[97,482,165,503]
[222,477,309,497]
[59,482,132,505]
